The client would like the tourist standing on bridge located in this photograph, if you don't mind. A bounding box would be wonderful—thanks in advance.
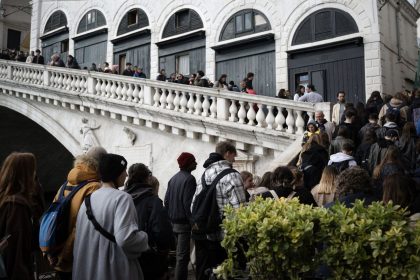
[122,63,134,76]
[32,49,44,65]
[0,152,39,280]
[66,55,80,69]
[72,154,149,280]
[332,91,346,125]
[26,51,34,63]
[298,84,324,103]
[50,54,65,67]
[165,152,197,280]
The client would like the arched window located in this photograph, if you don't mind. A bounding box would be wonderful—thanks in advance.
[77,9,107,34]
[162,9,203,39]
[44,11,67,33]
[292,9,358,45]
[219,9,271,41]
[117,8,149,36]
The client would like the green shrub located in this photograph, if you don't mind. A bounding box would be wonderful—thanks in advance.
[215,198,420,280]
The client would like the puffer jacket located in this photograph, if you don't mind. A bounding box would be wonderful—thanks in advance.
[52,163,101,272]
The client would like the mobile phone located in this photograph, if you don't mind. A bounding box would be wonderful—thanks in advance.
[1,234,11,242]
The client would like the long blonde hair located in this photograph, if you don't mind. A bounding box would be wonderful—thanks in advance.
[316,166,339,194]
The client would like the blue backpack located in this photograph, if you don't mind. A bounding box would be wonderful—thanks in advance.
[39,180,93,255]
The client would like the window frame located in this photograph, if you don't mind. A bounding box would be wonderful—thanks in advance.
[219,9,270,41]
[127,9,138,27]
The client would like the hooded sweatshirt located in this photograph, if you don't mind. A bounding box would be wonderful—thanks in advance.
[376,122,398,140]
[328,152,357,166]
[52,163,101,272]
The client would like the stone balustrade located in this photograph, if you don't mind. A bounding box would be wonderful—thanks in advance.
[0,59,332,157]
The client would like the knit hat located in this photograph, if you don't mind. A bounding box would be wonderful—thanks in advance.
[99,153,127,182]
[177,152,196,169]
[385,129,399,138]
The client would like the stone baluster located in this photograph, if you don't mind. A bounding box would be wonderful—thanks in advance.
[202,95,210,117]
[229,100,238,122]
[131,84,139,102]
[187,93,195,114]
[153,87,160,107]
[100,79,106,97]
[166,90,175,110]
[275,106,286,131]
[247,103,256,126]
[121,82,128,101]
[54,72,60,87]
[286,108,295,134]
[94,79,100,96]
[180,91,188,113]
[80,77,86,93]
[126,83,133,102]
[295,110,305,134]
[11,67,17,80]
[26,69,31,83]
[210,97,217,118]
[266,105,276,129]
[238,101,246,124]
[64,74,70,90]
[194,94,202,115]
[106,80,113,98]
[256,104,266,127]
[160,89,167,109]
[116,81,123,100]
[70,74,76,91]
[139,84,145,104]
[74,76,81,92]
[307,111,314,122]
[50,72,55,87]
[29,69,34,83]
[173,90,180,111]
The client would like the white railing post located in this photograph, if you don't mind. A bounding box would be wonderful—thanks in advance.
[315,102,333,122]
[7,65,12,80]
[87,76,96,95]
[43,69,50,86]
[217,96,229,121]
[143,84,153,106]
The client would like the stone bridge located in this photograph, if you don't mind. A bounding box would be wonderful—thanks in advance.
[0,60,331,197]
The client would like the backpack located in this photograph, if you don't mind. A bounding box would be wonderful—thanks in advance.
[330,159,351,173]
[386,103,403,125]
[191,168,237,235]
[39,180,94,255]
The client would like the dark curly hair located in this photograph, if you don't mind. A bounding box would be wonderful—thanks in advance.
[336,167,372,198]
[270,166,294,190]
[125,163,151,187]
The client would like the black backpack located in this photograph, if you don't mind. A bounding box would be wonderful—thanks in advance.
[386,103,404,126]
[191,168,237,235]
[330,159,351,173]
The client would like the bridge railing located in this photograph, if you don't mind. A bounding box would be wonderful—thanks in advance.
[0,60,332,152]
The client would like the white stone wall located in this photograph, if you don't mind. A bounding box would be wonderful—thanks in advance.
[378,0,418,95]
[30,0,418,100]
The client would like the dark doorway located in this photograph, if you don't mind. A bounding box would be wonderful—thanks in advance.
[0,106,74,203]
[7,29,21,50]
[288,39,365,103]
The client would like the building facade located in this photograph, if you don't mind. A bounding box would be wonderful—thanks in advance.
[30,0,419,102]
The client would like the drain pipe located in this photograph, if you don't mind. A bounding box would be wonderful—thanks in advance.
[396,1,402,62]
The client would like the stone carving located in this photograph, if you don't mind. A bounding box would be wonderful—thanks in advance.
[80,118,100,153]
[123,127,137,146]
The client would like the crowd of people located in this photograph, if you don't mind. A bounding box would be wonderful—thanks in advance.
[0,51,420,279]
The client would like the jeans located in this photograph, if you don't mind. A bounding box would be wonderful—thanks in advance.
[173,224,191,280]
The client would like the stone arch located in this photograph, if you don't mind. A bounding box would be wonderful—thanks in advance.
[0,96,81,156]
[211,0,280,46]
[155,4,210,40]
[111,3,154,39]
[41,7,71,36]
[283,1,373,49]
[69,3,110,38]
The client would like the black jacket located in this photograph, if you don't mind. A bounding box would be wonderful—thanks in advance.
[125,183,173,250]
[164,170,197,225]
[260,187,317,206]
